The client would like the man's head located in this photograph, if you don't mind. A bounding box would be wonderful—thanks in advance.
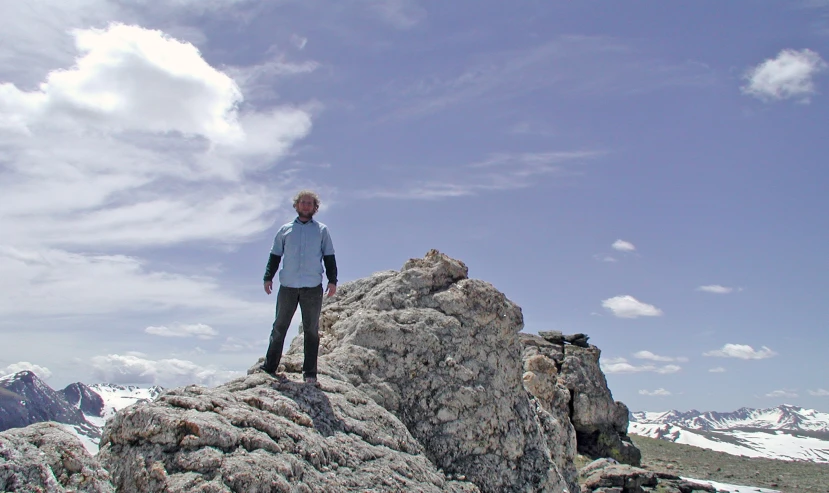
[293,190,320,219]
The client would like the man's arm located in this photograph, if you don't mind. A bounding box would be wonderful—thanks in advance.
[323,254,337,297]
[321,226,337,296]
[263,254,281,295]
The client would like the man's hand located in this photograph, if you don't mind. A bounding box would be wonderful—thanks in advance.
[326,283,337,297]
[264,281,273,295]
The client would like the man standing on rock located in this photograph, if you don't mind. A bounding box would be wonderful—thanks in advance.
[261,190,337,386]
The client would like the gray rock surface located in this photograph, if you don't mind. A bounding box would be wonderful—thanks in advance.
[99,373,478,492]
[284,249,575,492]
[0,422,114,493]
[521,333,641,466]
[578,458,715,493]
[96,250,638,493]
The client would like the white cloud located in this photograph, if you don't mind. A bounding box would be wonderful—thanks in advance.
[696,285,734,294]
[90,353,242,387]
[0,246,270,319]
[0,23,313,250]
[809,389,829,396]
[703,344,777,360]
[612,239,636,252]
[655,364,682,374]
[765,389,799,398]
[0,362,53,380]
[602,295,663,318]
[742,48,828,102]
[219,337,261,352]
[709,367,726,373]
[2,24,241,140]
[145,323,218,339]
[639,388,671,396]
[0,22,314,321]
[601,357,681,375]
[633,350,688,363]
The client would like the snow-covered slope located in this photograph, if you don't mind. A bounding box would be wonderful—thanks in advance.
[629,405,829,463]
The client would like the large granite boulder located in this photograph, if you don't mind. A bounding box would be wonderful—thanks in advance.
[0,422,114,492]
[282,249,576,492]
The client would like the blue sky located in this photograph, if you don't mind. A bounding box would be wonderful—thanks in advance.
[1,0,827,414]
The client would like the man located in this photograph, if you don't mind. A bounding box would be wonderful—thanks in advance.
[261,190,337,386]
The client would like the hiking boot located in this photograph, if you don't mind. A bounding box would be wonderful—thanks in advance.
[259,364,277,377]
[304,376,320,387]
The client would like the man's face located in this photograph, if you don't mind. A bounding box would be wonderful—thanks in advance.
[295,197,316,217]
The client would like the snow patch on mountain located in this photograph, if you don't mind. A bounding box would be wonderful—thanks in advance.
[88,383,163,420]
[630,405,829,463]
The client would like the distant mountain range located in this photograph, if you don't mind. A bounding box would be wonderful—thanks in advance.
[629,405,829,463]
[0,371,162,453]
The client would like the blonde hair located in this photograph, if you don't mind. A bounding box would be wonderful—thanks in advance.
[292,190,320,214]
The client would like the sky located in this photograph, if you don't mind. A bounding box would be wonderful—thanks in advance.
[1,0,827,414]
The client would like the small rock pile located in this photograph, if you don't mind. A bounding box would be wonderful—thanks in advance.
[579,459,716,493]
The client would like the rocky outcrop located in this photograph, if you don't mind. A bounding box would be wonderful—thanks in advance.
[0,422,114,492]
[282,250,576,492]
[521,331,641,466]
[578,458,715,493]
[99,372,478,492]
[96,249,638,492]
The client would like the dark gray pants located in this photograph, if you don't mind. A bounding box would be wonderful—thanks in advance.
[264,284,323,378]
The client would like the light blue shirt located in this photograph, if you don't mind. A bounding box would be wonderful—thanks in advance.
[270,218,335,288]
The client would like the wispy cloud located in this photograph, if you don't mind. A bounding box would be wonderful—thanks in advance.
[765,389,799,398]
[612,239,636,252]
[0,246,269,319]
[90,353,242,387]
[602,295,663,319]
[384,36,716,119]
[633,351,688,363]
[601,357,681,374]
[639,388,672,396]
[696,285,734,294]
[365,0,427,29]
[809,388,829,396]
[0,362,53,380]
[742,48,828,102]
[703,344,777,360]
[709,367,726,373]
[361,150,603,200]
[220,337,263,352]
[145,323,219,340]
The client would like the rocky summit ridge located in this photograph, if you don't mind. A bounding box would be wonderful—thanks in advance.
[1,250,704,493]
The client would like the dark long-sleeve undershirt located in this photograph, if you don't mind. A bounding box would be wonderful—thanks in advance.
[263,253,338,285]
[323,254,337,285]
[263,254,281,282]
